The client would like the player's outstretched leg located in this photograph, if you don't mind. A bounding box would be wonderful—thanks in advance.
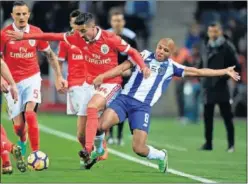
[13,114,27,157]
[1,125,27,173]
[25,102,39,152]
[132,129,168,173]
[1,124,13,174]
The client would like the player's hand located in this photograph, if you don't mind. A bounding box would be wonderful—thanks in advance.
[9,84,18,103]
[0,77,9,93]
[6,30,24,41]
[93,75,104,89]
[225,66,241,81]
[55,76,68,94]
[141,67,151,79]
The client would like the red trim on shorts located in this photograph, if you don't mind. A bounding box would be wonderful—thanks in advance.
[106,84,121,102]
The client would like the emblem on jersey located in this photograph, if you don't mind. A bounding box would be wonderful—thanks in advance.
[28,39,36,47]
[101,44,109,54]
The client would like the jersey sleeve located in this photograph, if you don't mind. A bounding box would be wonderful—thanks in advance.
[36,30,50,52]
[63,30,79,46]
[172,60,186,77]
[108,34,130,53]
[128,50,150,65]
[58,41,68,62]
[0,31,8,56]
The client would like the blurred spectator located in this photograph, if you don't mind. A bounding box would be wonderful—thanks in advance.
[124,0,156,50]
[183,43,202,123]
[91,1,126,29]
[171,47,190,122]
[185,23,201,50]
[107,10,138,146]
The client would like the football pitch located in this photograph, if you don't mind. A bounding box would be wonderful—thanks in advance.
[1,113,247,183]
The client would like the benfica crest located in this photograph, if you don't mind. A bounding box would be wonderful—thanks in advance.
[28,40,36,47]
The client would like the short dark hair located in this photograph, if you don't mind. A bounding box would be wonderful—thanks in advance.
[70,10,81,19]
[208,22,222,30]
[109,11,124,19]
[74,12,95,26]
[13,1,28,8]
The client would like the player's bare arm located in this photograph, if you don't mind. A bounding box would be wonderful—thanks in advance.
[6,30,65,41]
[0,58,18,102]
[43,48,68,93]
[93,60,133,88]
[184,66,240,81]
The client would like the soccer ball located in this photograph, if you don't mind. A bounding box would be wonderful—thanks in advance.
[27,151,49,171]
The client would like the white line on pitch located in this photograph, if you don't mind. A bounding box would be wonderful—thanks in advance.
[38,124,217,183]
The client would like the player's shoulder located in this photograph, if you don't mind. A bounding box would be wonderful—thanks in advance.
[102,29,117,38]
[169,58,185,69]
[1,24,13,32]
[140,49,152,59]
[122,28,136,39]
[29,25,43,33]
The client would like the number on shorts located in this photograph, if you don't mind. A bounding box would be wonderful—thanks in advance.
[144,113,149,123]
[33,89,39,99]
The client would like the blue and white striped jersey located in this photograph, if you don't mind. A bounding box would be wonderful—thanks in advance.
[121,50,185,106]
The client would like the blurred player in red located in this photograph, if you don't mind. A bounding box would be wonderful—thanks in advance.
[7,12,150,169]
[1,1,67,157]
[57,10,108,167]
[1,58,27,174]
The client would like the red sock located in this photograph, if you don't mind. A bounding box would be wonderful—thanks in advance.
[77,135,85,149]
[25,111,39,152]
[85,108,98,153]
[1,152,11,167]
[13,123,27,142]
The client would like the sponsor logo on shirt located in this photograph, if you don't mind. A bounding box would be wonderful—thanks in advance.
[10,47,34,58]
[72,54,83,60]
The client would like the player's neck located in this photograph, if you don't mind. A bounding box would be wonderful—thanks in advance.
[13,22,28,32]
[113,28,123,35]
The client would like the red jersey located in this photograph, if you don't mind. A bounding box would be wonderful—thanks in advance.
[0,23,50,83]
[58,41,87,87]
[63,28,131,84]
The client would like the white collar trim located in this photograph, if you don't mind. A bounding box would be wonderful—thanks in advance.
[12,23,30,33]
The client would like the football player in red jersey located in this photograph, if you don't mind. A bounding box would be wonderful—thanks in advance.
[7,12,150,169]
[57,10,108,167]
[1,58,27,174]
[1,1,67,157]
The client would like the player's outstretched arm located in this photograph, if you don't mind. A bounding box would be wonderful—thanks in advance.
[0,58,18,102]
[184,66,241,81]
[6,30,64,41]
[43,49,68,93]
[93,60,133,88]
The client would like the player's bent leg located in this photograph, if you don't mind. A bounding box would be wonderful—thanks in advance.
[77,116,88,168]
[25,102,39,152]
[77,116,87,149]
[85,94,106,153]
[13,114,27,156]
[99,108,120,131]
[90,108,120,163]
[132,129,168,173]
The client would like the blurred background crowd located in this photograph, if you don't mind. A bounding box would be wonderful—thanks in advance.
[1,1,247,121]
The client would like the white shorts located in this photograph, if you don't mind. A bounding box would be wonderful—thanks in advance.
[4,73,42,119]
[67,82,95,116]
[94,83,122,107]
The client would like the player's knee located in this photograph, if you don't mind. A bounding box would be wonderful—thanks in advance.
[25,102,37,112]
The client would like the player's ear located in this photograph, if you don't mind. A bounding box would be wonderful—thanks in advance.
[123,19,126,26]
[11,12,14,19]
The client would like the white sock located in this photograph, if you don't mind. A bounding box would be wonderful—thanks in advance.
[94,133,105,153]
[146,145,165,160]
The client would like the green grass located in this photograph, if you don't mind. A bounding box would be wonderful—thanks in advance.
[1,113,247,183]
